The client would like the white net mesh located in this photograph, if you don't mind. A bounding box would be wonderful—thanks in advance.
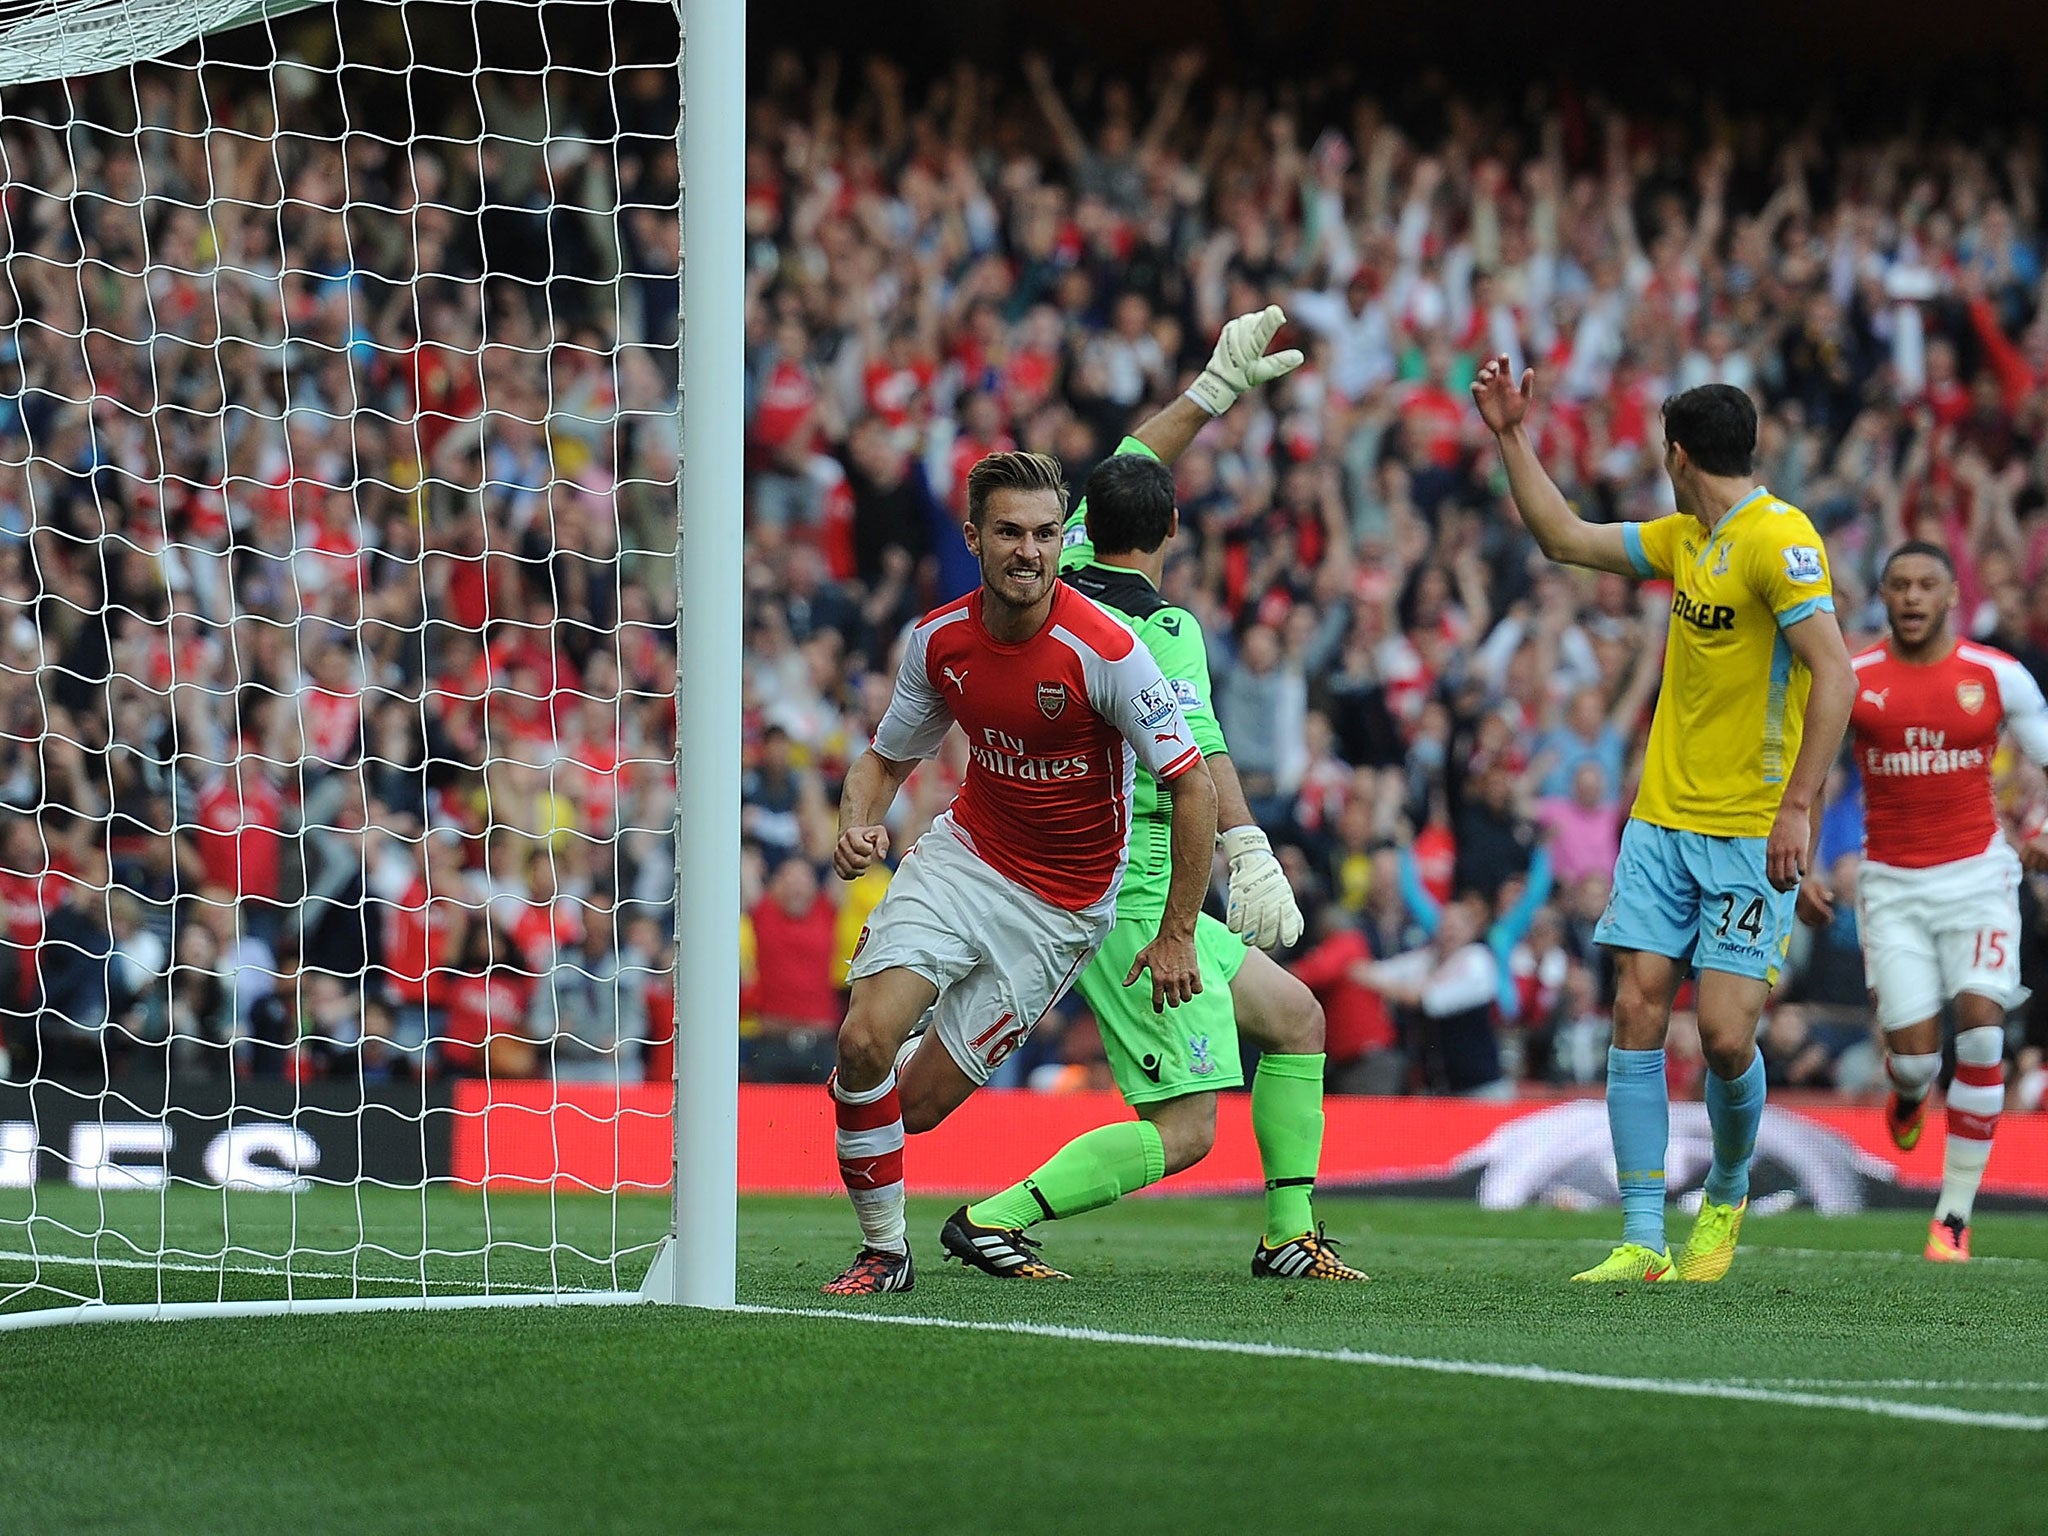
[0,0,682,1316]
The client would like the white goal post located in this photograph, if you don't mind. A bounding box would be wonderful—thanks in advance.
[0,0,740,1327]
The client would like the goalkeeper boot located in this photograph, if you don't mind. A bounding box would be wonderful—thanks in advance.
[821,1246,916,1296]
[1924,1214,1971,1264]
[1884,1090,1929,1152]
[1570,1243,1678,1283]
[939,1207,1070,1280]
[1675,1197,1747,1283]
[1252,1225,1369,1281]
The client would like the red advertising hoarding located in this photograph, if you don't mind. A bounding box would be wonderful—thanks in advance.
[449,1082,2048,1210]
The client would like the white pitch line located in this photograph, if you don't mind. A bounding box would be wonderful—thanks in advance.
[1713,1378,2047,1392]
[731,1305,2048,1433]
[0,1248,560,1294]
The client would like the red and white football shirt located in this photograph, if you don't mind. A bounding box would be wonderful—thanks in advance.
[193,766,288,900]
[0,864,60,1002]
[1849,639,2048,868]
[870,583,1202,914]
[302,685,361,766]
[385,874,461,1007]
[443,970,534,1072]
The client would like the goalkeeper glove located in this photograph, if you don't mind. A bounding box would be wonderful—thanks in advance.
[1183,304,1306,417]
[1220,825,1303,951]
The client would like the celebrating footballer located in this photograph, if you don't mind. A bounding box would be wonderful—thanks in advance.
[1814,542,2048,1261]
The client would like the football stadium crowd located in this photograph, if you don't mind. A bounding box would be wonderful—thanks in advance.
[0,53,687,1083]
[4,41,2048,1111]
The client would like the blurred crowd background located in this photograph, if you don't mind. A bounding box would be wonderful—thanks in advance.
[732,45,2048,1108]
[2,5,2046,1112]
[1,8,687,1086]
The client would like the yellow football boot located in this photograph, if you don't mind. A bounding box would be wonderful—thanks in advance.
[1570,1242,1679,1283]
[1675,1197,1747,1282]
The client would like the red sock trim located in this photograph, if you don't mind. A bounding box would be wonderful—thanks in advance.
[1953,1061,2005,1089]
[832,1083,902,1133]
[1947,1109,2001,1142]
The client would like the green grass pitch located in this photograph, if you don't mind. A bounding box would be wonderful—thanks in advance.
[0,1189,2041,1534]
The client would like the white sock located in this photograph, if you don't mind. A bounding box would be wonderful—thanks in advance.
[1935,1136,1994,1227]
[1937,1027,2005,1227]
[832,1070,907,1255]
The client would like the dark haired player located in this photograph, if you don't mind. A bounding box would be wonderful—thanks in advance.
[824,449,1217,1296]
[1806,541,2048,1261]
[1474,360,1854,1283]
[942,308,1366,1283]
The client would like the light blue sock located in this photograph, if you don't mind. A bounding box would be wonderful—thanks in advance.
[1608,1047,1669,1251]
[1702,1047,1767,1207]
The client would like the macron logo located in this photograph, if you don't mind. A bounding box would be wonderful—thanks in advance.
[1860,688,1888,711]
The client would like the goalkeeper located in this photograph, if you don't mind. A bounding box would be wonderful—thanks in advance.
[941,308,1367,1282]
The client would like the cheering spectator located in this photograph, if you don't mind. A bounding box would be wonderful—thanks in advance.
[1535,761,1626,888]
[35,867,114,1074]
[381,845,469,1065]
[443,922,538,1079]
[1217,625,1307,827]
[1288,906,1402,1094]
[1358,896,1506,1098]
[746,857,842,1083]
[525,891,650,1083]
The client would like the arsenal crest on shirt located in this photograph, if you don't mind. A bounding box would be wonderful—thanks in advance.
[1957,681,1986,714]
[1036,682,1067,719]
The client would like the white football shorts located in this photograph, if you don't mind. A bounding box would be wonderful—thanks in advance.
[846,818,1109,1085]
[1856,836,2026,1031]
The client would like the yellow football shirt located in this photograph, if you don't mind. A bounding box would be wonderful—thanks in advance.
[1622,487,1835,838]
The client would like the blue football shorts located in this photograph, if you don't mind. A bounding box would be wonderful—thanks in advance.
[1593,818,1795,983]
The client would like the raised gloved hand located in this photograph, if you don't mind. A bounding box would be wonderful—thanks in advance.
[1221,825,1304,950]
[1184,304,1305,417]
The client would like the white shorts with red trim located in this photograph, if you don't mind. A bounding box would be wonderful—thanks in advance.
[1856,838,2027,1031]
[846,821,1109,1086]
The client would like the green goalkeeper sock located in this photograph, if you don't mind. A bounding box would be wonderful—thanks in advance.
[967,1120,1167,1230]
[1253,1053,1327,1242]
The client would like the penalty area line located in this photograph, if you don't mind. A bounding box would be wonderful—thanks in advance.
[732,1305,2048,1433]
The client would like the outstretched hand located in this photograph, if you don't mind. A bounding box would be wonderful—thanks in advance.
[1185,304,1306,416]
[1471,354,1535,435]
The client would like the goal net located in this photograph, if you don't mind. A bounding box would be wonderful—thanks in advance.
[0,0,690,1324]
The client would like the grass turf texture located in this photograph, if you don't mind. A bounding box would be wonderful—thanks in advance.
[0,1192,2041,1534]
